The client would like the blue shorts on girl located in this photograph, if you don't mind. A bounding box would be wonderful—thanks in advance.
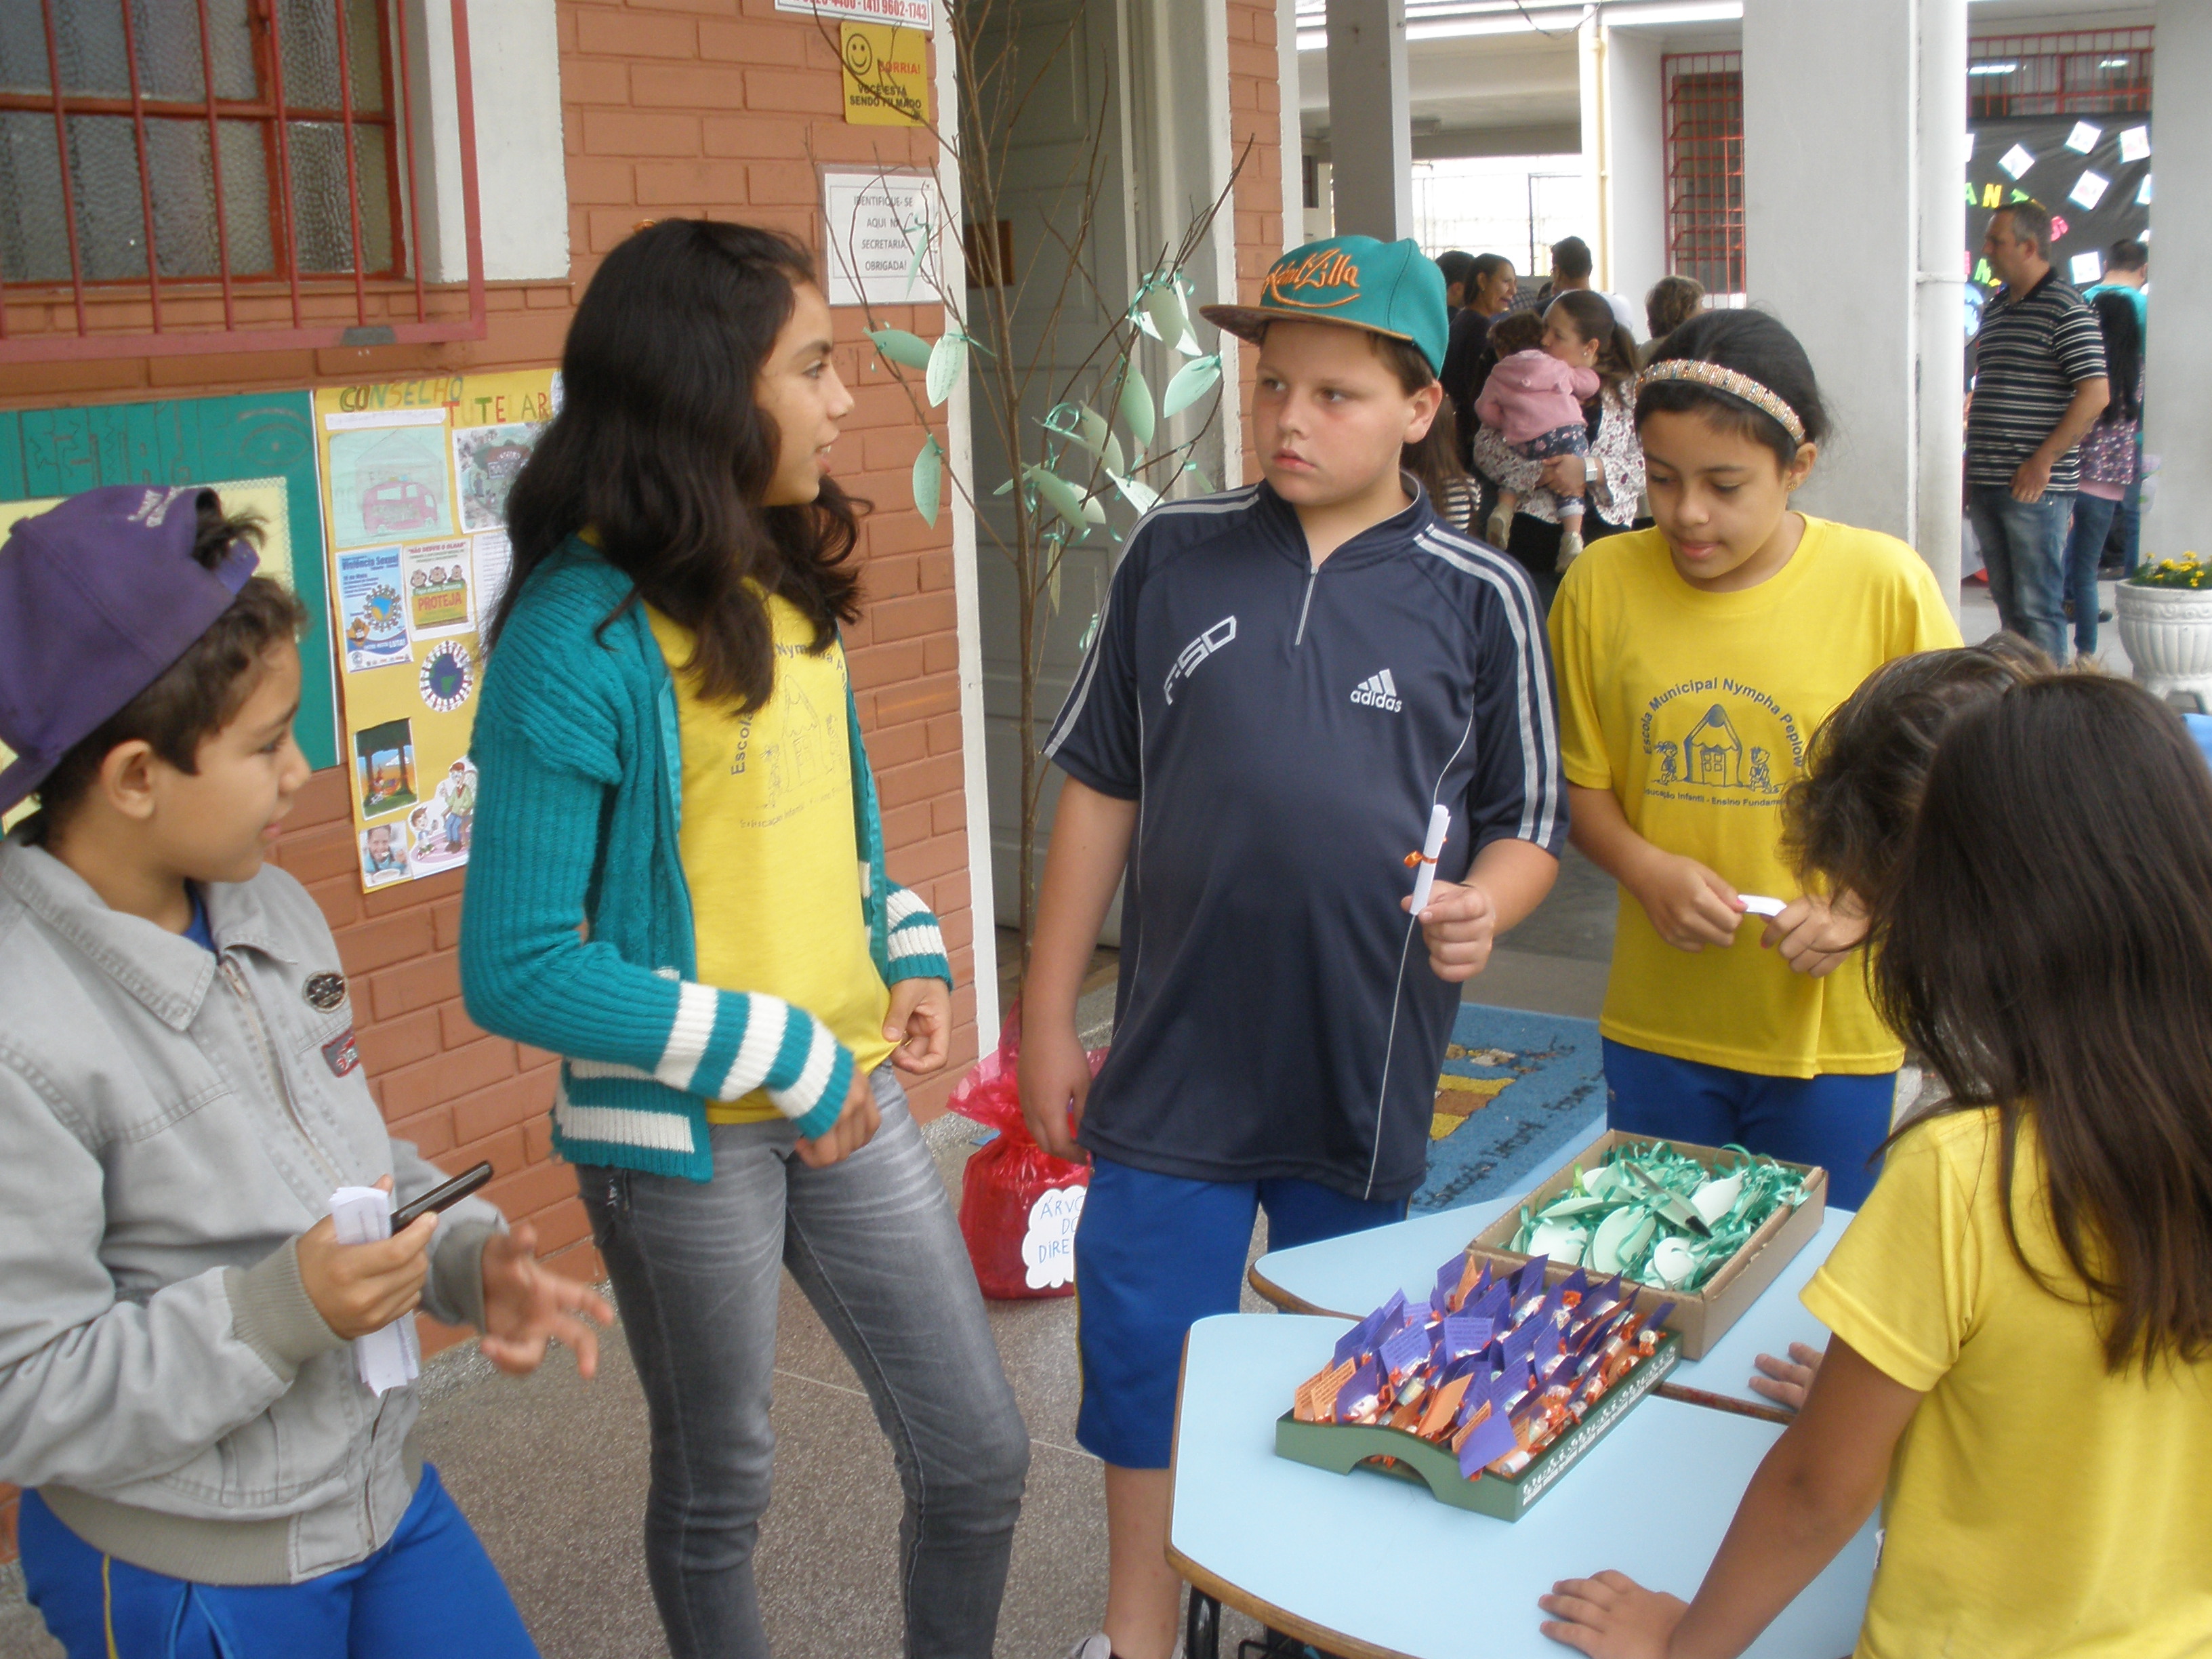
[1044,480,1567,1467]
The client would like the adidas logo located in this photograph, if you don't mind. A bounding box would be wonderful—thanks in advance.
[1350,669,1403,712]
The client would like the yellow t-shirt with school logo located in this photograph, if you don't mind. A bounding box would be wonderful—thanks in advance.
[1549,518,1960,1077]
[1803,1109,2212,1656]
[647,596,893,1124]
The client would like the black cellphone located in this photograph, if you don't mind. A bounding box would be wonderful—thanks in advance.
[390,1162,494,1230]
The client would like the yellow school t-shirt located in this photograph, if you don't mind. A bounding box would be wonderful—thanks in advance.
[1803,1109,2212,1656]
[1549,518,1960,1076]
[647,597,893,1124]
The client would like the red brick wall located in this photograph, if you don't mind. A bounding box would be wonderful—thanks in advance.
[0,0,983,1561]
[1227,0,1284,481]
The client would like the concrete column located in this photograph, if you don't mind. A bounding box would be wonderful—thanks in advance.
[1586,20,1668,335]
[2144,5,2212,563]
[1744,0,1919,545]
[1914,0,1967,607]
[1324,0,1411,241]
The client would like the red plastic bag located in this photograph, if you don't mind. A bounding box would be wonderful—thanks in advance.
[946,1004,1102,1300]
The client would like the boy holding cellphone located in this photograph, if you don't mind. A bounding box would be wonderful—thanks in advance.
[1021,238,1567,1659]
[0,488,611,1658]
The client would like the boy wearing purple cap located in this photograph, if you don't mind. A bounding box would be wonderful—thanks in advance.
[0,487,610,1658]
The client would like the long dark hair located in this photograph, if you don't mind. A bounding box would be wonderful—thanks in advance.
[2090,289,2143,425]
[493,220,863,709]
[1369,332,1474,518]
[1639,308,1830,470]
[1547,290,1636,396]
[1870,676,2212,1373]
[1780,636,2051,912]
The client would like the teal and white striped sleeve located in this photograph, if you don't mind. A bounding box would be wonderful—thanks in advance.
[882,884,953,986]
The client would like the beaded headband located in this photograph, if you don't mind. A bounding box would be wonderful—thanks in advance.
[1634,359,1807,449]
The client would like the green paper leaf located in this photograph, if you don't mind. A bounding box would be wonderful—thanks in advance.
[926,333,966,407]
[1184,461,1215,493]
[1027,465,1090,531]
[1109,472,1162,514]
[1141,276,1194,359]
[868,327,935,370]
[1118,361,1156,453]
[912,436,943,527]
[993,476,1016,496]
[1048,555,1062,616]
[1162,353,1223,418]
[1103,430,1127,477]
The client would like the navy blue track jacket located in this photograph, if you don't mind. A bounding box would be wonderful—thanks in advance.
[1044,480,1568,1202]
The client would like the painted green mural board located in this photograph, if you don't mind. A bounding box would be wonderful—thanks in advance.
[0,392,339,770]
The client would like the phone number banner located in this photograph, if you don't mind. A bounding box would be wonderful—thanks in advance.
[776,0,933,32]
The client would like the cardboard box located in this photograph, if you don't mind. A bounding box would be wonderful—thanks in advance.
[1273,1331,1681,1521]
[1463,1130,1827,1361]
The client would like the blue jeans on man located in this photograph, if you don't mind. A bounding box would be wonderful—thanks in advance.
[1969,485,2075,662]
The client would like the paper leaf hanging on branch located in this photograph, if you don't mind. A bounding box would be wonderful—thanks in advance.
[1109,472,1162,514]
[912,436,944,527]
[1134,274,1202,358]
[926,333,968,406]
[868,327,935,370]
[1118,361,1156,454]
[1162,354,1224,418]
[1026,465,1092,532]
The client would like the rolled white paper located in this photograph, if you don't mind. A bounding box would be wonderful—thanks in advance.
[1410,804,1451,915]
[329,1185,423,1396]
[1738,893,1788,918]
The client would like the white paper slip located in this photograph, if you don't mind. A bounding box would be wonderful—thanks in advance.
[1408,804,1450,915]
[1738,894,1788,918]
[329,1185,423,1397]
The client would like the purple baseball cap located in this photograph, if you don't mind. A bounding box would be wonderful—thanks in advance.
[0,485,260,815]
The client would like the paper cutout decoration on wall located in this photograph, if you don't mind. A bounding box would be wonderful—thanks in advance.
[2070,252,2104,285]
[2070,170,2109,211]
[2118,125,2150,163]
[1999,143,2036,180]
[2064,121,2101,155]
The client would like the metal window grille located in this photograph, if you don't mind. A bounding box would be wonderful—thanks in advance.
[0,0,483,363]
[1968,28,2154,120]
[1661,51,1743,301]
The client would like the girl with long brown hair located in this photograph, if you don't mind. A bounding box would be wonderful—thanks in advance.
[1543,672,2212,1657]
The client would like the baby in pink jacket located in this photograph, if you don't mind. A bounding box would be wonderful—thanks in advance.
[1474,308,1603,559]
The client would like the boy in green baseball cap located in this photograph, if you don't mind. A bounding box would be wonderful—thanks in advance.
[1023,235,1567,1659]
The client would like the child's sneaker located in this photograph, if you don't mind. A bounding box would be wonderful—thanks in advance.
[1556,525,1584,570]
[1486,505,1513,546]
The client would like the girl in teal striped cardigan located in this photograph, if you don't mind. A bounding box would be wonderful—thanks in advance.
[461,221,1027,1659]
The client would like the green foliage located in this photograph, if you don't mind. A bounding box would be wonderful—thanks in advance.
[2129,555,2212,591]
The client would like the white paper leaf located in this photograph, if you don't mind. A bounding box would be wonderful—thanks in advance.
[1161,354,1223,419]
[1103,431,1127,477]
[1118,361,1155,453]
[926,333,966,407]
[912,436,943,527]
[1110,472,1162,514]
[868,327,935,370]
[1142,281,1191,359]
[1028,466,1090,530]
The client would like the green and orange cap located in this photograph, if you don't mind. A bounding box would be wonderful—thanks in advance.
[1198,234,1450,377]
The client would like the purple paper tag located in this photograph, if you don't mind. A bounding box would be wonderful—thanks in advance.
[1501,1319,1538,1374]
[1650,1300,1677,1331]
[1560,1266,1591,1301]
[1458,1406,1518,1477]
[1442,1313,1492,1361]
[1511,1256,1551,1303]
[1532,1319,1563,1374]
[1380,1323,1429,1385]
[1469,1279,1511,1326]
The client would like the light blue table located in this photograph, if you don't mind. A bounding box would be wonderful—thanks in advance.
[1170,1313,1877,1659]
[1249,1200,1852,1414]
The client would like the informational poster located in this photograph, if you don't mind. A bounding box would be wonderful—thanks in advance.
[840,24,930,126]
[821,167,947,308]
[776,0,931,31]
[312,370,556,890]
[0,392,337,831]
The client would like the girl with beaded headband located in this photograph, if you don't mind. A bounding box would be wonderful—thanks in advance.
[1544,308,1961,1213]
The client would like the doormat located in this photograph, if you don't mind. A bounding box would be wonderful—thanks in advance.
[1411,1004,1605,1214]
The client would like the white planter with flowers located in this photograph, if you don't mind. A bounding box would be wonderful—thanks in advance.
[2117,557,2212,712]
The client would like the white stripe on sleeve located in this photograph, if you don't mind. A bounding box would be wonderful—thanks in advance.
[716,996,792,1101]
[653,981,722,1091]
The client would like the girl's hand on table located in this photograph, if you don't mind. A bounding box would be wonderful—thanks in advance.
[1538,1571,1687,1658]
[1749,1342,1825,1412]
[1629,851,1744,951]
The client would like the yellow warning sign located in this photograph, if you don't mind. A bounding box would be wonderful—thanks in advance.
[841,24,929,127]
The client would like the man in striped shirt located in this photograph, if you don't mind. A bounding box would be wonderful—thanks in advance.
[1967,200,2110,663]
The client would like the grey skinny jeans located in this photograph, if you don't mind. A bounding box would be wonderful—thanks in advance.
[578,1066,1029,1658]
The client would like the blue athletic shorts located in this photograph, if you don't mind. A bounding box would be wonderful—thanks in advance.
[18,1463,537,1659]
[1073,1156,1406,1469]
[1601,1038,1896,1210]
